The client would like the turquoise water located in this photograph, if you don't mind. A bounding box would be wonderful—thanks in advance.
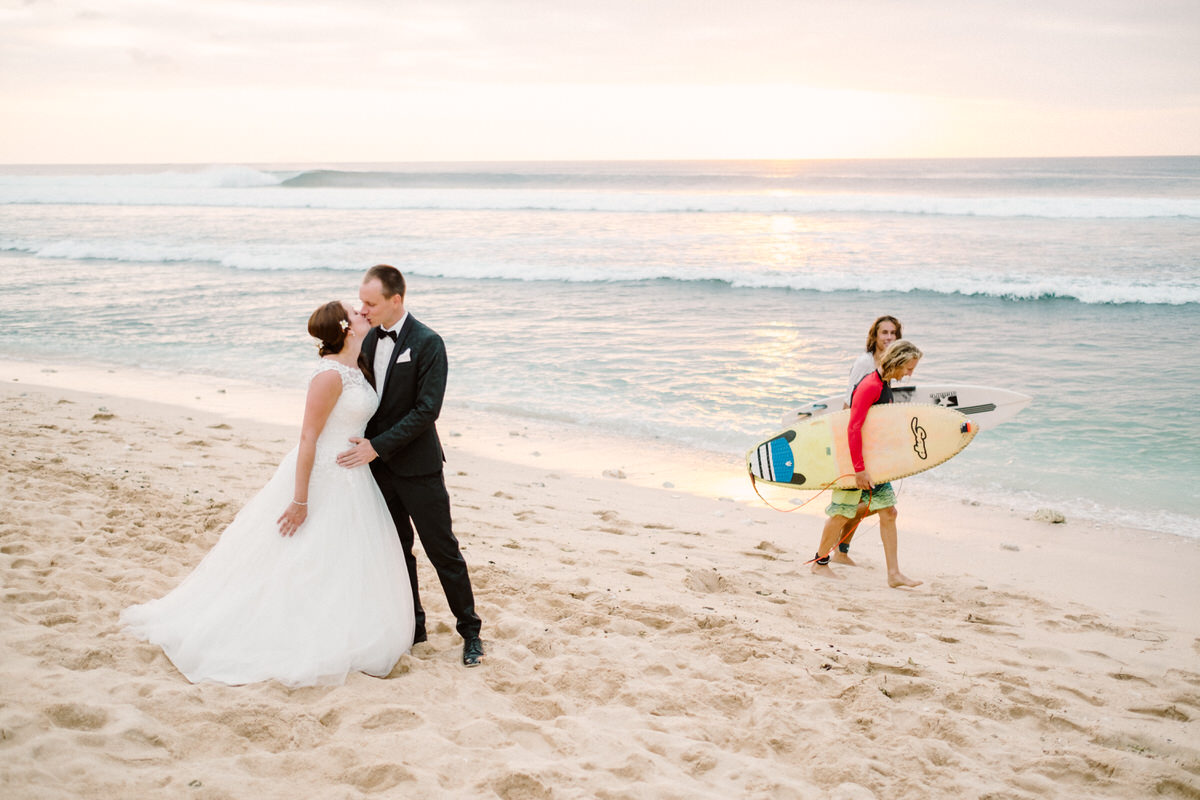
[1,158,1197,536]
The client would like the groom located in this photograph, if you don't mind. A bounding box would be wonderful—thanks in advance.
[337,264,484,667]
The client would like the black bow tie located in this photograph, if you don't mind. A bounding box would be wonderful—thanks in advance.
[376,328,398,342]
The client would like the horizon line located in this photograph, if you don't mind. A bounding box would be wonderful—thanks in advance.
[2,153,1199,169]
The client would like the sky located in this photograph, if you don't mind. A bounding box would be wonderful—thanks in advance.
[2,0,1198,163]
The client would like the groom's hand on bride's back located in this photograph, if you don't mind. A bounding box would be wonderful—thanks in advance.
[337,437,378,468]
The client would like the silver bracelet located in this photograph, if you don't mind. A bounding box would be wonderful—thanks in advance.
[292,500,308,506]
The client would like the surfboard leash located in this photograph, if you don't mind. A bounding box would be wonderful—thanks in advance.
[748,471,861,514]
[747,472,873,565]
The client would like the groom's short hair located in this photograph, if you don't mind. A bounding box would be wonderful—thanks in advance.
[365,264,406,299]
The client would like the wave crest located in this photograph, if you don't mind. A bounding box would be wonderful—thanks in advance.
[2,238,1195,306]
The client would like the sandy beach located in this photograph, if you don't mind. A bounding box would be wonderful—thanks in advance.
[1,359,1197,800]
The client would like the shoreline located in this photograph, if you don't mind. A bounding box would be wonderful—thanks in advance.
[2,357,1195,624]
[2,359,1198,798]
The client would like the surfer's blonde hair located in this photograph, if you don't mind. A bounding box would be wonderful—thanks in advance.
[879,339,923,378]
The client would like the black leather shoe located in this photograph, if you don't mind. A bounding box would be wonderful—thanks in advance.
[412,630,427,645]
[462,637,484,668]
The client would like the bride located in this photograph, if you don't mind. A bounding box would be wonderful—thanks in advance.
[121,301,416,686]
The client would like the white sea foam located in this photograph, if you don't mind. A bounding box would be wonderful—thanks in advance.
[4,234,1195,306]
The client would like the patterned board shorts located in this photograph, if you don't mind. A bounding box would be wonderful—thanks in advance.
[825,482,897,519]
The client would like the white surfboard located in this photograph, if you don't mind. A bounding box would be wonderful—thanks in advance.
[781,383,1031,430]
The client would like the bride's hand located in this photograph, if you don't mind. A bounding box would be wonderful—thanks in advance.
[277,501,307,537]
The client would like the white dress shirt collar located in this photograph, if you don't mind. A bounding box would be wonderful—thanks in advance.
[382,311,409,336]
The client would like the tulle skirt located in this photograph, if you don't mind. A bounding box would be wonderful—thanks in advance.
[121,448,415,687]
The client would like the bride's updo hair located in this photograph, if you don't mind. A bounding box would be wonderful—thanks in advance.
[308,301,350,356]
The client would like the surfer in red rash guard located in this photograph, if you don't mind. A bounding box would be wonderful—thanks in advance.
[812,339,924,588]
[835,315,902,565]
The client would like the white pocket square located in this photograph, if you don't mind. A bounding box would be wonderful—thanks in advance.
[395,348,412,363]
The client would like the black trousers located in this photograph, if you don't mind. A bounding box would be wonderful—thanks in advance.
[377,470,481,641]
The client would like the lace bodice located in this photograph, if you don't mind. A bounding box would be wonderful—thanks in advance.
[311,359,378,476]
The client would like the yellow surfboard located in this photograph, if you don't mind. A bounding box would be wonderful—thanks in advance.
[747,404,978,490]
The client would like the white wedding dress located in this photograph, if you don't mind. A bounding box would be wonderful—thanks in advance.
[121,360,415,687]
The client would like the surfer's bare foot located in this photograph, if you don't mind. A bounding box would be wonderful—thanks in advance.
[887,572,922,588]
[832,551,857,566]
[811,562,844,579]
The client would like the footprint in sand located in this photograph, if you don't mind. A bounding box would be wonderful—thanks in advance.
[1056,685,1106,707]
[449,719,509,748]
[876,676,936,701]
[212,709,313,751]
[1128,705,1190,721]
[340,764,415,794]
[494,717,556,753]
[684,569,728,593]
[360,707,424,731]
[628,608,679,631]
[514,696,566,721]
[1109,671,1153,685]
[44,703,109,731]
[492,773,553,800]
[866,660,922,677]
[60,647,118,671]
[3,590,57,603]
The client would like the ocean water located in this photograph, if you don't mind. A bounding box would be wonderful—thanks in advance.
[1,157,1197,537]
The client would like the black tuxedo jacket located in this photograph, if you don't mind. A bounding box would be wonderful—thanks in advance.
[363,314,447,478]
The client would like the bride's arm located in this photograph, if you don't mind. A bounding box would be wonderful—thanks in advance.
[277,370,342,537]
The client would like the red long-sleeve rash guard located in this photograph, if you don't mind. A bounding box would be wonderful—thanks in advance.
[847,370,891,473]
